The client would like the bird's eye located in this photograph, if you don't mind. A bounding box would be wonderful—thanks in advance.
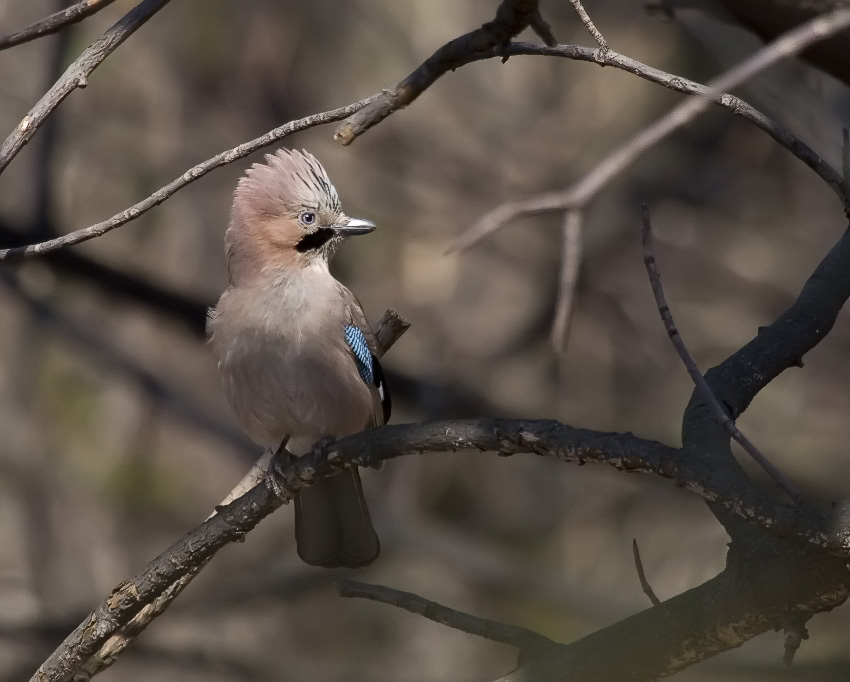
[299,211,316,226]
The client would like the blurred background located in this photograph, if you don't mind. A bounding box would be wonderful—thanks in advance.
[0,0,849,679]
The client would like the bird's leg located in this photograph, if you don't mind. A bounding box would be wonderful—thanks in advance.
[264,436,293,501]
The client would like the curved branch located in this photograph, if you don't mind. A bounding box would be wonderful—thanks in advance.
[32,415,846,680]
[0,0,117,51]
[0,0,171,178]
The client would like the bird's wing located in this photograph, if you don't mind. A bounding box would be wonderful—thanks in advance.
[341,292,391,427]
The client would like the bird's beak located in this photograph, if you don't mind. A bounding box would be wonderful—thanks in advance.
[333,217,376,236]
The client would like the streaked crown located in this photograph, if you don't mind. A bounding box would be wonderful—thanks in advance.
[233,148,342,221]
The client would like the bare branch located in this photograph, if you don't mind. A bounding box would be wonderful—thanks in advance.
[28,415,849,681]
[0,0,117,51]
[333,0,544,146]
[453,10,850,251]
[640,204,799,498]
[632,539,661,606]
[0,95,379,260]
[551,209,583,351]
[567,0,608,49]
[0,0,171,178]
[338,580,556,653]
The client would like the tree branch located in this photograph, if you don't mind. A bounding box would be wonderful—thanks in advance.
[0,0,118,51]
[640,205,799,499]
[334,0,551,146]
[453,11,850,251]
[0,0,172,177]
[338,580,556,654]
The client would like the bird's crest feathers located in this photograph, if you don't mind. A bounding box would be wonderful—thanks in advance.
[233,148,342,219]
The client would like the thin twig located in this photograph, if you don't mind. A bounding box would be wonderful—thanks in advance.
[453,10,850,251]
[639,205,799,499]
[0,0,117,51]
[632,539,661,606]
[338,580,556,652]
[0,0,171,178]
[567,0,608,49]
[551,209,583,351]
[0,95,379,260]
[334,0,544,145]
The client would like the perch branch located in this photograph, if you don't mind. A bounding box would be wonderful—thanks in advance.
[0,0,171,177]
[0,0,117,51]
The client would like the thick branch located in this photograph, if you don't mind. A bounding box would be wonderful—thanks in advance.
[0,0,171,177]
[0,0,117,51]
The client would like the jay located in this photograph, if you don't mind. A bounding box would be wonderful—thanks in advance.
[208,148,388,568]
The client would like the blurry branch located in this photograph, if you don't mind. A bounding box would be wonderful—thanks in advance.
[338,580,556,654]
[454,9,850,252]
[710,0,850,88]
[640,205,798,499]
[550,209,582,351]
[0,95,379,260]
[0,0,171,177]
[334,0,557,145]
[0,0,117,51]
[631,539,661,606]
[567,0,608,49]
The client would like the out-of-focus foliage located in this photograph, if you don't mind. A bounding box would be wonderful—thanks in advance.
[0,1,849,680]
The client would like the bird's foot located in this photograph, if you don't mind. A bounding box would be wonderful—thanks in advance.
[265,439,294,502]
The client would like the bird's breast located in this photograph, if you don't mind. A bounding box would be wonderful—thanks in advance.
[209,282,374,448]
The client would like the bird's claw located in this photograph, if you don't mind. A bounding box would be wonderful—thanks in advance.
[265,442,295,502]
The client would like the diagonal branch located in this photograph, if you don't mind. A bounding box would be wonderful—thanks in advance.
[334,0,553,145]
[0,95,379,260]
[0,0,118,51]
[640,205,799,498]
[338,580,556,654]
[0,0,171,178]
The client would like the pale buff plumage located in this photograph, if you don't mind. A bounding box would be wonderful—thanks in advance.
[208,148,384,567]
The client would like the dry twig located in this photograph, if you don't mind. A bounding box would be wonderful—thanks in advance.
[551,209,583,350]
[338,580,556,653]
[0,0,117,51]
[568,0,608,48]
[639,205,799,498]
[632,538,661,606]
[0,0,171,178]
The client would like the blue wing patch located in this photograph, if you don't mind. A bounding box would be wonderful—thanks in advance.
[344,325,375,384]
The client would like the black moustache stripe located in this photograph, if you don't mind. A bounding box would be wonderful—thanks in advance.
[296,227,335,252]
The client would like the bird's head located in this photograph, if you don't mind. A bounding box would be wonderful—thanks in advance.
[225,148,375,284]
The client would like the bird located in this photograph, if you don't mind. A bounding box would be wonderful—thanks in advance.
[207,148,389,568]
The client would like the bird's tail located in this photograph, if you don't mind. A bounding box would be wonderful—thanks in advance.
[294,467,380,568]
